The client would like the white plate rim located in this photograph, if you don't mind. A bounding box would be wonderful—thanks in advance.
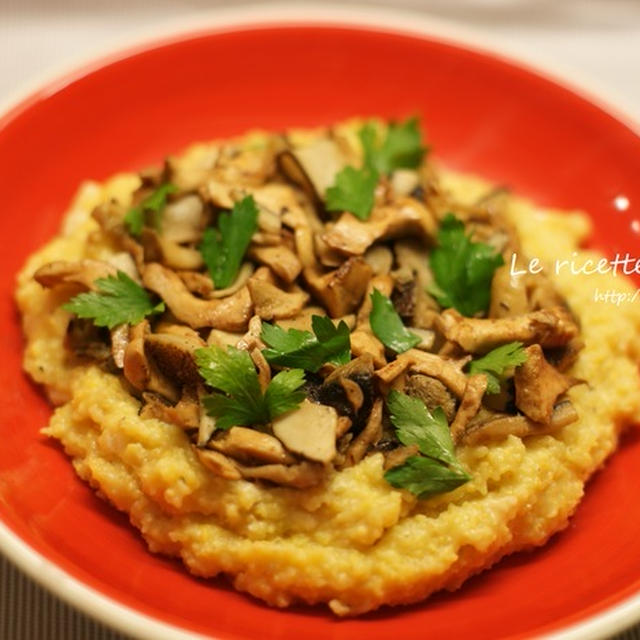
[1,4,639,640]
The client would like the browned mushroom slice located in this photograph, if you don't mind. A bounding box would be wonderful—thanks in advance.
[141,228,204,271]
[439,306,579,354]
[123,320,179,402]
[449,374,487,443]
[323,198,437,256]
[140,388,200,430]
[161,194,205,244]
[363,245,393,276]
[460,400,579,445]
[144,332,204,387]
[405,374,457,422]
[277,139,346,204]
[210,426,294,465]
[65,319,112,363]
[304,257,372,318]
[142,262,252,331]
[237,461,325,489]
[375,350,469,398]
[545,336,585,373]
[514,344,571,424]
[489,264,529,318]
[196,448,242,480]
[272,399,338,464]
[34,259,117,291]
[246,277,309,321]
[248,245,302,284]
[110,324,129,369]
[344,398,383,467]
[383,444,420,470]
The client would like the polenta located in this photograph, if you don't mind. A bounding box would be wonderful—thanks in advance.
[16,119,640,616]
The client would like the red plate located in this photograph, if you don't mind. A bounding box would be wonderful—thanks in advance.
[1,8,639,640]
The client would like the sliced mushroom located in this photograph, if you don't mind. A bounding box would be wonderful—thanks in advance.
[65,319,111,363]
[405,374,457,422]
[161,194,205,244]
[489,264,529,318]
[34,259,116,291]
[122,320,179,402]
[383,444,420,470]
[449,374,487,443]
[141,228,204,271]
[459,400,579,446]
[196,448,242,480]
[246,277,309,320]
[248,245,302,284]
[439,306,579,354]
[144,332,204,387]
[363,245,393,275]
[312,354,376,431]
[304,257,372,318]
[272,399,338,464]
[141,388,200,430]
[143,262,252,331]
[344,398,383,466]
[277,138,346,204]
[237,461,325,489]
[110,324,129,369]
[210,426,294,465]
[514,344,571,424]
[323,198,437,256]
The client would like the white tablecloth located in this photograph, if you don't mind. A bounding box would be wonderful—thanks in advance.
[2,1,639,638]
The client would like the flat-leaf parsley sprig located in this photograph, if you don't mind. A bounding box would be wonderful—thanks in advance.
[63,271,165,329]
[384,391,471,499]
[369,289,421,354]
[195,345,306,430]
[261,315,351,373]
[325,117,427,221]
[428,213,504,317]
[467,341,528,394]
[199,195,259,289]
[124,182,177,237]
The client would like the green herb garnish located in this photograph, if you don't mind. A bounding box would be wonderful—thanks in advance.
[369,289,421,354]
[261,315,351,373]
[62,271,165,329]
[325,166,378,220]
[384,391,471,499]
[325,117,427,221]
[124,182,177,236]
[195,345,305,430]
[428,213,504,317]
[199,195,259,289]
[360,117,426,174]
[467,341,528,394]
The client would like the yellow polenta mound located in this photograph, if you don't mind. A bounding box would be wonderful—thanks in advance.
[16,131,640,616]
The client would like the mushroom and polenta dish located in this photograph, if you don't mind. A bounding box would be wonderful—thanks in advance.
[16,118,640,616]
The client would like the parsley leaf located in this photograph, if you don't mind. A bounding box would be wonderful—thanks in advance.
[325,166,378,220]
[428,213,504,317]
[386,390,457,466]
[62,271,165,329]
[200,195,259,289]
[195,345,305,430]
[369,289,421,354]
[384,456,471,500]
[261,315,351,372]
[383,390,471,499]
[360,117,426,174]
[467,341,528,394]
[324,117,426,221]
[124,182,177,237]
[264,368,307,417]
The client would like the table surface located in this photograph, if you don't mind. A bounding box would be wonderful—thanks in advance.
[2,1,640,638]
